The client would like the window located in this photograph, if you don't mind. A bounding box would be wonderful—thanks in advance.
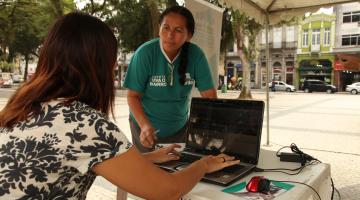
[273,62,282,67]
[324,28,330,46]
[312,29,320,45]
[286,61,294,67]
[343,12,351,23]
[342,11,360,23]
[273,27,282,48]
[342,34,360,46]
[342,35,350,46]
[353,11,360,22]
[302,30,309,47]
[286,26,295,42]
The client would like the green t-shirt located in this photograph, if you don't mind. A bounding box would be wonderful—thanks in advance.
[124,38,214,137]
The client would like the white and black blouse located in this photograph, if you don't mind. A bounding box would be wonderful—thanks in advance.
[0,100,132,199]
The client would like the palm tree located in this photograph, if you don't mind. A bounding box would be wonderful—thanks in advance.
[232,9,262,99]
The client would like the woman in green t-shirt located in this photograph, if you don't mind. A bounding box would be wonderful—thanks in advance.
[124,6,217,152]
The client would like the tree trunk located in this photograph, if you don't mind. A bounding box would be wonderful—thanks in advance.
[24,55,28,81]
[234,25,252,99]
[147,0,160,38]
[237,50,252,99]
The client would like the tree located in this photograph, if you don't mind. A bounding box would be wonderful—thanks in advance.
[102,0,178,53]
[0,0,75,80]
[231,9,262,99]
[0,2,15,62]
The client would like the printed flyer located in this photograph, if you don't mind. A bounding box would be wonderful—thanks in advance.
[222,180,294,200]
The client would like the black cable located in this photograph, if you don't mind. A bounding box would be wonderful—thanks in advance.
[335,187,341,200]
[331,178,334,200]
[271,141,360,157]
[275,143,320,166]
[271,179,322,200]
[255,160,321,175]
[330,178,342,200]
[273,143,341,200]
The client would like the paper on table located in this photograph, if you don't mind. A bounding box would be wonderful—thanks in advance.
[222,181,294,200]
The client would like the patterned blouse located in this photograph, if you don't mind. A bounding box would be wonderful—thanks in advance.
[0,100,132,199]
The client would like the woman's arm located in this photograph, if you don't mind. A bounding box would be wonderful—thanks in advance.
[92,146,239,200]
[200,88,217,99]
[127,89,156,147]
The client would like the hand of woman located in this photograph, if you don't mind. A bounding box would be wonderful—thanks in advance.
[140,125,157,148]
[200,154,240,173]
[143,144,182,164]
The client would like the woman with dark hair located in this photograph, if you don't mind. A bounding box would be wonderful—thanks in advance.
[124,6,217,152]
[0,12,238,200]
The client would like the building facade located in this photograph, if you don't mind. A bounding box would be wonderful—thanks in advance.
[258,25,298,88]
[333,2,360,91]
[296,13,336,89]
[225,42,258,89]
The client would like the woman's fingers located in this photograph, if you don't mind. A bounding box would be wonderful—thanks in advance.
[140,131,155,147]
[202,154,240,173]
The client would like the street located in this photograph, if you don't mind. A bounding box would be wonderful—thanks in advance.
[1,88,359,200]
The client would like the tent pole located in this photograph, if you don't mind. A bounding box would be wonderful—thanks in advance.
[265,13,271,146]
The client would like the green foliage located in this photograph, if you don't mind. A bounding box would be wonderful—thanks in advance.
[0,0,76,80]
[82,0,178,53]
[10,2,43,58]
[231,9,262,60]
[0,61,15,72]
[111,0,153,53]
[0,0,76,62]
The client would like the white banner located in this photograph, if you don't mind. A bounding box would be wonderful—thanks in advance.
[185,0,224,95]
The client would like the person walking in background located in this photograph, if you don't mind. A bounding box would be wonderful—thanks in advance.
[0,12,238,200]
[124,6,217,153]
[271,80,276,92]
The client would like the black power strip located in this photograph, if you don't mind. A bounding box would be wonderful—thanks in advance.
[279,152,304,163]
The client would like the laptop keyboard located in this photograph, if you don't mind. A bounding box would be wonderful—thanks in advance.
[179,153,202,163]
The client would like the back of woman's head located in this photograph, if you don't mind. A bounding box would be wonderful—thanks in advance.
[0,12,118,128]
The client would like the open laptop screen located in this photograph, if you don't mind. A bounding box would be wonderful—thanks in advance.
[186,98,264,164]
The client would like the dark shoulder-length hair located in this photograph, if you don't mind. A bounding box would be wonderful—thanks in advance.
[0,12,118,128]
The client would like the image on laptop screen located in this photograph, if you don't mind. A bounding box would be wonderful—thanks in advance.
[186,98,264,164]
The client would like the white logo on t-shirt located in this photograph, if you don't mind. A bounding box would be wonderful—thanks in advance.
[150,75,167,87]
[184,73,195,85]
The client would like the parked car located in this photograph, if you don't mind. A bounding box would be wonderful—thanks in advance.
[301,79,336,93]
[11,74,22,83]
[268,81,296,92]
[345,82,360,94]
[0,78,13,88]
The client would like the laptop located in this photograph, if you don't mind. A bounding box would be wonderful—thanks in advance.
[158,97,265,186]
